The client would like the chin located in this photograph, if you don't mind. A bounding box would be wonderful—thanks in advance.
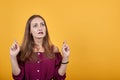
[36,36,45,39]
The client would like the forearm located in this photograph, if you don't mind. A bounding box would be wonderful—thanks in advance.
[10,56,21,76]
[58,57,69,76]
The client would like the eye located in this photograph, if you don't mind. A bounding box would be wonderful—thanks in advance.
[40,23,45,27]
[33,23,38,27]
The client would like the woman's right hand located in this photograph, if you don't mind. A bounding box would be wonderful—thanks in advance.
[10,40,20,57]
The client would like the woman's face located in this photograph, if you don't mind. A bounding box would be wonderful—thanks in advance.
[30,17,46,39]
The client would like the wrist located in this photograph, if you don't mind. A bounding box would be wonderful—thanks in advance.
[61,61,69,64]
[10,55,17,60]
[62,56,69,60]
[62,58,69,64]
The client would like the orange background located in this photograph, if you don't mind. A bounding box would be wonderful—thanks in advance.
[0,0,120,80]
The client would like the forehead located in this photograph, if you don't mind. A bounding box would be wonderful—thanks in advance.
[31,17,44,24]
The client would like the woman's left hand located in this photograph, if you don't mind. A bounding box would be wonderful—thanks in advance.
[62,41,70,58]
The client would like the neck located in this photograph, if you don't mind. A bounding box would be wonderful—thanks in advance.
[34,38,43,48]
[33,38,45,52]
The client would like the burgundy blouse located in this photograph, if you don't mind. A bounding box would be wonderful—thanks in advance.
[12,52,66,80]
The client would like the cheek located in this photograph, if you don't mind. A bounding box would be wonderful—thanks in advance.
[44,28,46,34]
[30,28,37,35]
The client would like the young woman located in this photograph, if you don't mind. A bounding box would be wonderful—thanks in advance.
[10,15,70,80]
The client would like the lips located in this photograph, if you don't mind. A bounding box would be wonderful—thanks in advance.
[38,32,43,34]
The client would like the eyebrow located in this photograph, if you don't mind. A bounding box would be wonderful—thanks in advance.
[32,22,44,24]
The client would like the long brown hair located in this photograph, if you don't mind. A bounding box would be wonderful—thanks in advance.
[20,15,54,62]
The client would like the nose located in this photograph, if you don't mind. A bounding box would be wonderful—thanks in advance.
[38,25,42,31]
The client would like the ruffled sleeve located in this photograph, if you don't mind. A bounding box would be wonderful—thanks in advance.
[53,52,66,80]
[12,56,25,80]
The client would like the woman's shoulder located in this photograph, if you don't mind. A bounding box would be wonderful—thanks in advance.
[52,45,60,53]
[52,45,62,58]
[52,45,62,64]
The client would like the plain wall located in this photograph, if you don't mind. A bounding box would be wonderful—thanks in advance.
[0,0,120,80]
